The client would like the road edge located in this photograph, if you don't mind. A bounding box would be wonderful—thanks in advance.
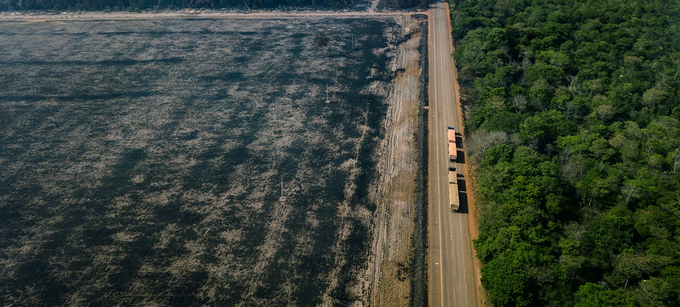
[414,14,430,307]
[445,3,487,306]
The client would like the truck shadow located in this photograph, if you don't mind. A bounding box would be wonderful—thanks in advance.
[455,151,465,163]
[458,191,469,214]
[456,178,469,213]
[456,178,467,192]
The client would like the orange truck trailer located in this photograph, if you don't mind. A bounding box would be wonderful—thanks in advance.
[447,126,457,161]
[448,170,459,211]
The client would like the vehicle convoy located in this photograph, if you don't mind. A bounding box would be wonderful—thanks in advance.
[447,126,460,211]
[448,169,459,211]
[447,126,457,161]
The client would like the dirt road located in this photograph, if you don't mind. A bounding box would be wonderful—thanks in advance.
[367,15,427,307]
[426,1,478,307]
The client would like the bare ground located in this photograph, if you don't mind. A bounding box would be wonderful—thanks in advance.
[363,15,424,307]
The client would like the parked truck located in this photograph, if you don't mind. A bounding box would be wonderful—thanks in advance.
[447,126,457,161]
[448,170,459,211]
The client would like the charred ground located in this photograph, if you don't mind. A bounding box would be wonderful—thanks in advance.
[0,17,408,306]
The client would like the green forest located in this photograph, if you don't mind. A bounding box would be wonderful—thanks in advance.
[0,0,424,10]
[451,0,680,306]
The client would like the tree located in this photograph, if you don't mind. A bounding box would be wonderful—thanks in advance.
[519,110,576,150]
[481,244,536,307]
[454,0,680,305]
[575,283,638,307]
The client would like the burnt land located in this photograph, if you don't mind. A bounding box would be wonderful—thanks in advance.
[0,17,405,306]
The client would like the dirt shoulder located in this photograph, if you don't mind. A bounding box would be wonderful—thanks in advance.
[364,15,426,307]
[447,12,487,307]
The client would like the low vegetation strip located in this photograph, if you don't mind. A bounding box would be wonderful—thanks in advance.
[451,0,680,306]
[0,17,404,306]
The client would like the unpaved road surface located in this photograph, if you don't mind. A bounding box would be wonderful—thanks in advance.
[368,15,426,307]
[426,1,477,307]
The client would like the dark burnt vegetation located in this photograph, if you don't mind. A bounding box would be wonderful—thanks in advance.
[314,32,330,47]
[0,0,365,10]
[377,0,428,9]
[0,0,428,11]
[0,17,399,306]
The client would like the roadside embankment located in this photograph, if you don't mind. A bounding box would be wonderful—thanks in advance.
[364,14,427,307]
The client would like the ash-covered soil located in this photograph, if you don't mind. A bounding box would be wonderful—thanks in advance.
[0,17,404,306]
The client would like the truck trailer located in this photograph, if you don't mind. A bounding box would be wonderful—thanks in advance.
[447,126,457,161]
[448,170,459,211]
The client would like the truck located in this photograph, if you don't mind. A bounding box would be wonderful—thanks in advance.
[448,170,459,211]
[447,126,457,161]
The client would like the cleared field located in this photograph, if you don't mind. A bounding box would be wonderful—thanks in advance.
[0,16,429,306]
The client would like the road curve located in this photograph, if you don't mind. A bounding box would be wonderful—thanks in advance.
[426,1,477,307]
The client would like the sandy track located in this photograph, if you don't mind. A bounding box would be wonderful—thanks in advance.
[366,15,424,307]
